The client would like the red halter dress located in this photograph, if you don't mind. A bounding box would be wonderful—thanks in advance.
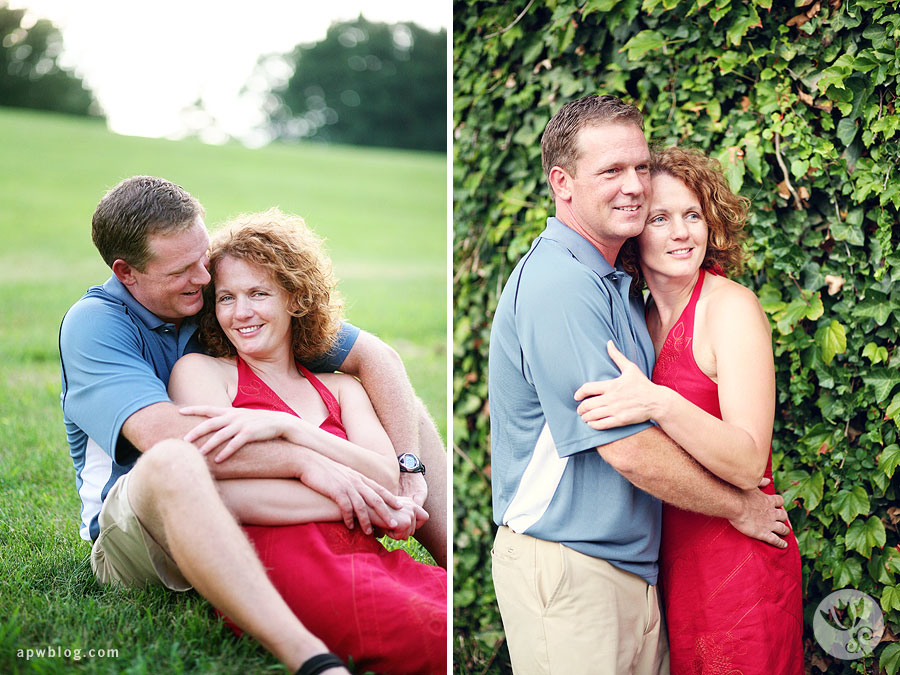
[222,355,447,675]
[653,269,803,675]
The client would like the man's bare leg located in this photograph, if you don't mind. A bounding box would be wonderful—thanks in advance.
[126,439,345,673]
[413,399,448,568]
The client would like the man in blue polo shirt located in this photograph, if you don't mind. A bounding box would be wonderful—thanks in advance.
[59,176,445,674]
[488,95,789,674]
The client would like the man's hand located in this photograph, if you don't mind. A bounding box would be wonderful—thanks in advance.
[398,470,428,508]
[295,450,405,536]
[729,487,790,549]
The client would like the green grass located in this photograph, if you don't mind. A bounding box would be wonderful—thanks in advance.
[0,107,447,674]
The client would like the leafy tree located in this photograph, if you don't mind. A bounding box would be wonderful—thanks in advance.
[454,0,900,673]
[265,16,446,152]
[0,2,98,116]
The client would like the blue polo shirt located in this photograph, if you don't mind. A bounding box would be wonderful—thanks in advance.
[488,217,661,584]
[59,276,359,541]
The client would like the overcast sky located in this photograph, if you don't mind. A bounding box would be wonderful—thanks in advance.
[9,0,449,145]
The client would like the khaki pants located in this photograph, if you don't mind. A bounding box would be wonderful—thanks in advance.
[90,473,191,591]
[491,526,669,675]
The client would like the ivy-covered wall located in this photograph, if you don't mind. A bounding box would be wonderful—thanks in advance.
[453,1,900,672]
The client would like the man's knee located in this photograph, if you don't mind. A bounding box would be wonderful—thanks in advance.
[131,438,212,498]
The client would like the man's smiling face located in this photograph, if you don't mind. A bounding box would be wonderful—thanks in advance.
[124,216,211,325]
[557,122,652,256]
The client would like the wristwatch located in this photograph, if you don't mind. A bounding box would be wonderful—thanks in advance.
[397,452,426,476]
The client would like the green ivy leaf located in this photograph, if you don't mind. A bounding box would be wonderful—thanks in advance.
[814,320,847,366]
[834,556,863,589]
[863,342,889,364]
[831,486,870,525]
[852,298,894,325]
[716,146,745,193]
[882,585,900,613]
[868,551,896,585]
[845,515,886,558]
[743,136,763,182]
[864,369,900,403]
[716,50,744,74]
[878,444,900,478]
[582,0,625,13]
[817,53,856,92]
[882,643,900,675]
[709,1,732,23]
[757,283,785,313]
[620,30,666,60]
[773,298,809,335]
[831,220,866,246]
[805,294,824,321]
[726,5,760,46]
[836,117,859,147]
[782,469,824,511]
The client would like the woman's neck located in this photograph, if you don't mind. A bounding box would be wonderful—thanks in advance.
[237,345,298,382]
[644,268,701,335]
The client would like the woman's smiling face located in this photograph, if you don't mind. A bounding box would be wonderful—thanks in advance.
[213,255,292,360]
[637,173,709,279]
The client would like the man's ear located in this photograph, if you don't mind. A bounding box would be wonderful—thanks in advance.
[111,259,138,286]
[548,165,573,201]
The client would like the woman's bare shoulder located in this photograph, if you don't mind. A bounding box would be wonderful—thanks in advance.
[703,274,770,334]
[171,353,238,393]
[313,371,368,406]
[314,371,359,390]
[174,352,235,375]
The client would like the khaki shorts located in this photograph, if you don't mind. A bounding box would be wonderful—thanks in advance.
[90,473,191,591]
[492,526,669,675]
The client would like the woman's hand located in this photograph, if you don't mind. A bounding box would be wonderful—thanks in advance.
[373,496,430,541]
[180,405,302,462]
[574,340,665,429]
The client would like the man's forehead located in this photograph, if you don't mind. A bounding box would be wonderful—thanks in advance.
[576,121,648,148]
[146,220,209,268]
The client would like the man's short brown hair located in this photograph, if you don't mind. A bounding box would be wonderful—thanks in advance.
[540,94,645,196]
[92,176,205,271]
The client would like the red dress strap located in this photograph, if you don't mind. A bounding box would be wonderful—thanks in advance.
[232,354,347,439]
[294,362,345,436]
[678,267,706,337]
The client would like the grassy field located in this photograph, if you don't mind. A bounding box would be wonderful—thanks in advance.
[0,107,447,674]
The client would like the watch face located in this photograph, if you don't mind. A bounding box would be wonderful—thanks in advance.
[399,453,418,470]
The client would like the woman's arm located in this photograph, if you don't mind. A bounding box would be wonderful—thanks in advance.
[168,354,343,525]
[575,284,773,490]
[179,372,400,494]
[291,372,400,494]
[216,477,422,540]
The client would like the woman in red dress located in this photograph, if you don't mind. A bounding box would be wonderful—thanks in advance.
[575,148,803,674]
[167,210,446,675]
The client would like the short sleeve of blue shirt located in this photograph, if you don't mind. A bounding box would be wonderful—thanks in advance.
[60,297,171,465]
[514,237,653,458]
[304,321,361,372]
